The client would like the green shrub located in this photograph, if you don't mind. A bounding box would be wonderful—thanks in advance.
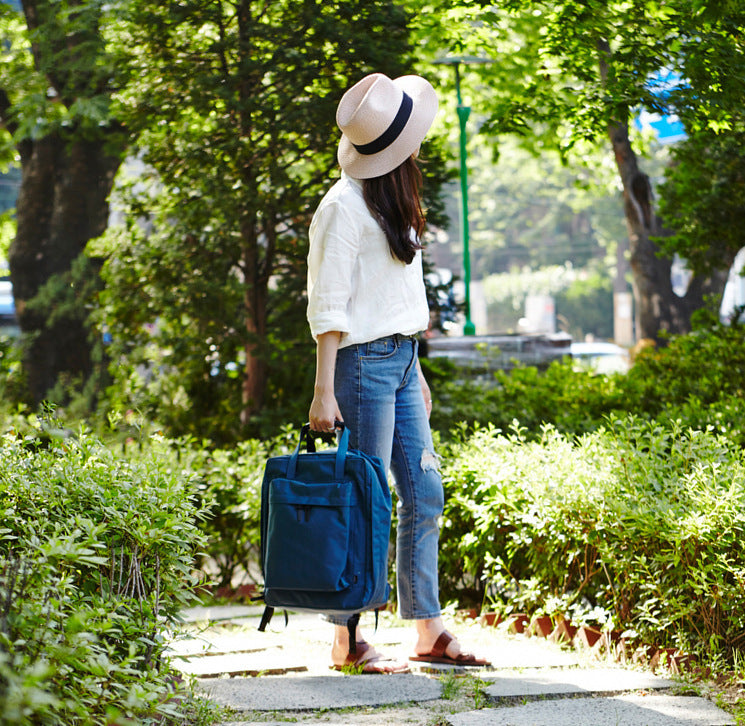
[622,319,745,444]
[424,356,625,440]
[0,430,208,724]
[439,417,745,663]
[425,320,745,446]
[0,335,25,405]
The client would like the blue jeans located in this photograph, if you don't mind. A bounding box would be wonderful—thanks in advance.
[329,334,444,624]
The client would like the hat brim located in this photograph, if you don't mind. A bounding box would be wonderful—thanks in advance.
[337,75,438,180]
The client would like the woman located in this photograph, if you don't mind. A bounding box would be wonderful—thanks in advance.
[307,73,489,673]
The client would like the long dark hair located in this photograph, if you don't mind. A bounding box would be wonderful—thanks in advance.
[362,155,425,264]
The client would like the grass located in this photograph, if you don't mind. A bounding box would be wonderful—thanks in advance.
[437,671,492,709]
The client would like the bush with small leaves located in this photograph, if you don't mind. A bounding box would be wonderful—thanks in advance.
[0,430,208,724]
[438,417,745,664]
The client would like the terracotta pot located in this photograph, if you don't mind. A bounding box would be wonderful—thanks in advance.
[592,629,622,657]
[479,611,503,627]
[235,583,258,600]
[691,663,712,680]
[668,652,694,674]
[576,625,602,649]
[213,585,235,600]
[528,614,553,638]
[632,645,659,668]
[213,583,257,601]
[613,635,634,664]
[657,647,693,674]
[549,617,578,644]
[506,613,529,634]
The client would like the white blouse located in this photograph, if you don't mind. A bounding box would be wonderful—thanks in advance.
[307,172,430,349]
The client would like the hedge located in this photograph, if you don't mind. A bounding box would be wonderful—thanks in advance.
[0,430,208,725]
[438,417,745,663]
[423,319,745,446]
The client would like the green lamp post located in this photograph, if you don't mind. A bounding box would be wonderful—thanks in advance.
[435,55,491,336]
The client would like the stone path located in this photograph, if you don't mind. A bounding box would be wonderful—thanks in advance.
[167,604,735,725]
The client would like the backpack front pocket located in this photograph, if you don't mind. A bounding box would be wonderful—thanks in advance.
[264,479,356,592]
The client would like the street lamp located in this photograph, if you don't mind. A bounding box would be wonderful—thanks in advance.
[434,55,491,336]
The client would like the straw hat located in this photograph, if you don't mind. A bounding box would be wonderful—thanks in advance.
[336,73,438,180]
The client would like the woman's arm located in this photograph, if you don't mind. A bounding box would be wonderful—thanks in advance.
[308,331,343,431]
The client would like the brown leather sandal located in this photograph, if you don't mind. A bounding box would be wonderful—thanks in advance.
[410,631,491,667]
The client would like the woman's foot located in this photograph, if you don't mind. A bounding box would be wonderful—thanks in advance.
[331,641,409,673]
[414,616,462,659]
[331,624,408,673]
[412,617,491,667]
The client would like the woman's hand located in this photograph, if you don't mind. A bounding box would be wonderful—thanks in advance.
[416,359,432,419]
[309,387,343,432]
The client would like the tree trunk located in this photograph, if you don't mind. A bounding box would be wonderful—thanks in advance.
[598,39,731,343]
[236,0,273,427]
[607,120,731,342]
[8,132,122,403]
[240,234,268,426]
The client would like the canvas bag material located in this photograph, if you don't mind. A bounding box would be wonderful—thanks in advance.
[260,423,392,618]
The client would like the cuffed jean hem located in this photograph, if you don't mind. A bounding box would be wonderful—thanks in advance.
[324,609,442,627]
[325,614,360,627]
[399,609,442,621]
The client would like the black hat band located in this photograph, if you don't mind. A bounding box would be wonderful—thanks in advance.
[352,92,413,156]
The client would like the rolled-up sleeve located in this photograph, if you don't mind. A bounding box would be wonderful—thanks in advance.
[307,200,361,339]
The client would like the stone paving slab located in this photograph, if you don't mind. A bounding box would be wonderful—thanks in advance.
[173,606,737,725]
[447,695,736,726]
[180,604,263,623]
[197,673,442,711]
[174,651,307,678]
[170,629,579,682]
[477,635,580,670]
[484,666,675,698]
[169,620,580,675]
[277,620,415,650]
[262,615,581,669]
[166,630,285,657]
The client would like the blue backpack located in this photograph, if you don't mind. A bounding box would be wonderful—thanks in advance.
[258,423,392,654]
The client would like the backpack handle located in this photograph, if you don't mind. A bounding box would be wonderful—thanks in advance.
[288,421,349,480]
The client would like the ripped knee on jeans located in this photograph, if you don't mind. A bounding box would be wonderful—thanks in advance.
[419,448,440,472]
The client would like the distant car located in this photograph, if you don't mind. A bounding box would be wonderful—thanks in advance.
[570,341,630,374]
[423,332,573,372]
[0,278,19,337]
